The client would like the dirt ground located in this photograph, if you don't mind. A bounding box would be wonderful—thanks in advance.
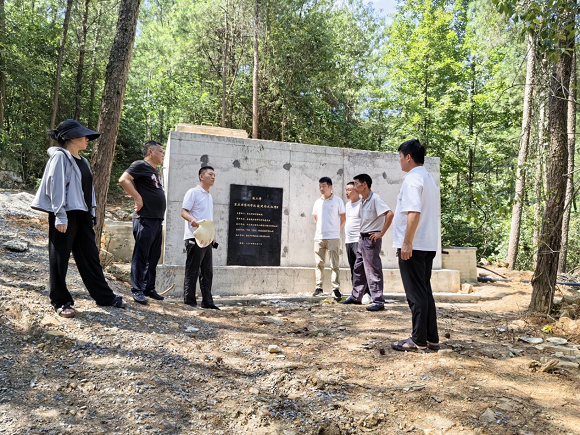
[1,194,580,434]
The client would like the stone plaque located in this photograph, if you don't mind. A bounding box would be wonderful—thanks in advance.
[227,184,283,266]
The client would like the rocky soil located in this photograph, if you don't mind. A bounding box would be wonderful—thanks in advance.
[1,191,580,434]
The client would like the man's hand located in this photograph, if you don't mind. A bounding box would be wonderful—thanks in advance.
[401,242,413,260]
[56,223,68,233]
[190,219,199,228]
[134,197,143,212]
[369,232,383,242]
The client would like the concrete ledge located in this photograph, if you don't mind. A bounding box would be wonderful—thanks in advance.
[188,291,491,306]
[155,265,461,296]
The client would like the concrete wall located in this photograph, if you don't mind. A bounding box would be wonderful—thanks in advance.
[442,247,478,283]
[102,220,133,263]
[161,131,443,271]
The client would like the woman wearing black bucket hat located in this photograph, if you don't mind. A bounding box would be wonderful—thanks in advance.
[32,119,127,317]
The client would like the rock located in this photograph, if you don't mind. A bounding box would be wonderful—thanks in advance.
[40,315,61,327]
[460,283,473,294]
[316,422,342,435]
[479,408,496,424]
[185,326,200,332]
[479,258,490,266]
[263,317,284,326]
[3,239,28,252]
[362,412,383,428]
[507,320,526,332]
[556,360,580,370]
[268,345,282,354]
[562,294,580,305]
[167,322,179,329]
[557,317,580,334]
[46,330,65,337]
[519,336,543,344]
[540,359,559,373]
[546,337,568,345]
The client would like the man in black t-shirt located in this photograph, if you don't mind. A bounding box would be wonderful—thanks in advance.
[119,141,167,304]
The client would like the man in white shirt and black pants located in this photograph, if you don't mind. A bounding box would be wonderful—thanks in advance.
[312,177,346,300]
[342,174,393,311]
[180,166,219,310]
[391,139,440,352]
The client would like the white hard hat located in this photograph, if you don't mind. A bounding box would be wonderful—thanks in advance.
[193,219,215,248]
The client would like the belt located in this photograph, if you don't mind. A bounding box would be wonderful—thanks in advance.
[360,232,375,238]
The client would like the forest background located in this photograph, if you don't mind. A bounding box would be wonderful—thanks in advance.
[0,0,577,279]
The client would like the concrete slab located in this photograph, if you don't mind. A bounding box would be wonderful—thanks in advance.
[160,291,490,307]
[155,265,460,296]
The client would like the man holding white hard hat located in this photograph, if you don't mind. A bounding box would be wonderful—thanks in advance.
[181,166,219,309]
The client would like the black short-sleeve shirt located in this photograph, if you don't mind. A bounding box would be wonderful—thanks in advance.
[125,160,166,219]
[73,156,93,211]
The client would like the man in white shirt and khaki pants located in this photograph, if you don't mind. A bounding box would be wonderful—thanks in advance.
[312,177,346,300]
[391,139,440,352]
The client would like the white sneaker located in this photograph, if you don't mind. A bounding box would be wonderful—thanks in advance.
[361,293,372,305]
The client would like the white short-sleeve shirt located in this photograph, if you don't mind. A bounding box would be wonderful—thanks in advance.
[345,199,362,243]
[359,191,391,233]
[182,185,214,240]
[393,166,439,251]
[312,194,346,240]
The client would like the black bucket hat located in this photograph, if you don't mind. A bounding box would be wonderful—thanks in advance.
[53,119,100,142]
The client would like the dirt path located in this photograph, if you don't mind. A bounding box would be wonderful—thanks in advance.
[0,197,579,434]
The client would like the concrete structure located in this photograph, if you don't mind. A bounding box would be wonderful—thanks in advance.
[442,247,478,283]
[154,130,460,296]
[102,220,133,262]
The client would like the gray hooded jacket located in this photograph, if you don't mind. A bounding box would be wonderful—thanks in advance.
[31,147,96,225]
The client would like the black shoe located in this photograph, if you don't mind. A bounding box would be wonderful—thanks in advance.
[332,289,342,300]
[184,301,197,308]
[312,288,324,297]
[132,291,148,305]
[366,303,385,312]
[200,303,220,310]
[144,289,164,300]
[341,296,361,305]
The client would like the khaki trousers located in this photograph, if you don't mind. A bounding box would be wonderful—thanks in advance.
[314,239,341,290]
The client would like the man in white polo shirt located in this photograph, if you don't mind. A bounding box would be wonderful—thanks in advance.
[312,176,346,299]
[390,139,440,352]
[344,181,370,303]
[180,166,219,310]
[342,174,393,311]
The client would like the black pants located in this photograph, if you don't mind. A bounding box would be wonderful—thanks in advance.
[345,241,369,295]
[131,217,163,293]
[184,239,213,305]
[48,210,116,310]
[398,249,438,347]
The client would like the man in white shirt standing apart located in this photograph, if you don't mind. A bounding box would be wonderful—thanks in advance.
[180,166,219,310]
[344,181,370,303]
[312,177,346,300]
[391,139,440,352]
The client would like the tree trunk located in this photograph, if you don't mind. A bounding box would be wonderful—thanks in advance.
[88,5,102,130]
[0,0,6,129]
[252,0,259,139]
[533,96,547,261]
[507,33,536,270]
[50,0,74,130]
[220,0,229,127]
[91,0,142,245]
[558,51,576,274]
[158,108,164,143]
[74,0,90,120]
[530,4,576,313]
